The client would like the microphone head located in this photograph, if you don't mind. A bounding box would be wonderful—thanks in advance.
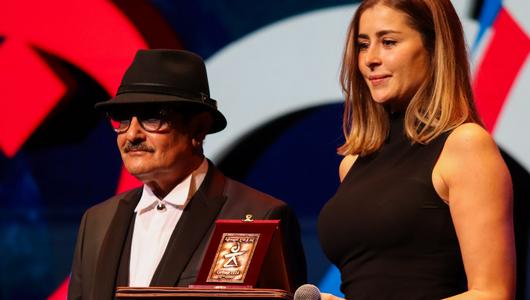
[294,284,321,300]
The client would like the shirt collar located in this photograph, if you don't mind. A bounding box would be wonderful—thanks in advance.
[135,158,209,213]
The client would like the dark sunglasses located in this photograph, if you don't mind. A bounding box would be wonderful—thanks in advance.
[107,108,174,133]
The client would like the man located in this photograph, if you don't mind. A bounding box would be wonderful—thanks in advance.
[67,49,307,299]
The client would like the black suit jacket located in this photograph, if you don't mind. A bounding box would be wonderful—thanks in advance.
[67,162,307,300]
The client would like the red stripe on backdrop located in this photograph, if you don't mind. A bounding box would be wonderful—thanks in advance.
[472,8,530,132]
[0,0,148,159]
[0,41,66,157]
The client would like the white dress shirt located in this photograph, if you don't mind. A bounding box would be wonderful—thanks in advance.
[129,159,208,287]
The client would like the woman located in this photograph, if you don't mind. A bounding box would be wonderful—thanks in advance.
[317,0,515,299]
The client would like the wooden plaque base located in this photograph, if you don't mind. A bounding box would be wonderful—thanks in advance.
[115,287,293,299]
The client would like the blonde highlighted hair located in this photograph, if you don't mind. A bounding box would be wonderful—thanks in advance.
[338,0,482,156]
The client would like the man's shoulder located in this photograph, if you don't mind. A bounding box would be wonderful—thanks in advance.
[223,177,287,210]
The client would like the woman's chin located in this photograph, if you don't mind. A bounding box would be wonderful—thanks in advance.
[371,96,390,105]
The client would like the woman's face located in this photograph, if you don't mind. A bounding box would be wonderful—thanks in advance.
[357,4,430,110]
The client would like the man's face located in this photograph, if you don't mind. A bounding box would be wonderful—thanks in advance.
[113,107,197,185]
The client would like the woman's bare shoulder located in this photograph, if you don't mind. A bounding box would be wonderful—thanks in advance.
[445,122,496,152]
[437,122,509,198]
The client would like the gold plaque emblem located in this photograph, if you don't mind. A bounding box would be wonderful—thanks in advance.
[206,233,260,283]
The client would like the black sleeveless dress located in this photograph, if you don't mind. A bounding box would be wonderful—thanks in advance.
[318,113,466,299]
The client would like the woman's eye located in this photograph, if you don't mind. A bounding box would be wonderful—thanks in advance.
[357,41,369,50]
[383,40,397,46]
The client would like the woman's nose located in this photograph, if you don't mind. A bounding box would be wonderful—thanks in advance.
[364,45,382,70]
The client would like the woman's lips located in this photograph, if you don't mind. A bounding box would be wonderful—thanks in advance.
[368,74,391,86]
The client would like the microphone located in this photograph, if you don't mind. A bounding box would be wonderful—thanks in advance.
[294,284,321,300]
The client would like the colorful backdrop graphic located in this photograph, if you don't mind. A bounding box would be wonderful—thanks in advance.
[0,1,528,299]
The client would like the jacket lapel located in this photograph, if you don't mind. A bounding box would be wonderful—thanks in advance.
[150,162,227,286]
[92,189,141,299]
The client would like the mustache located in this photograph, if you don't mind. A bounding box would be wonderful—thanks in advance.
[123,142,155,153]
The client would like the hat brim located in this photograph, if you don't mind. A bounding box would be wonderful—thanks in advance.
[95,92,227,133]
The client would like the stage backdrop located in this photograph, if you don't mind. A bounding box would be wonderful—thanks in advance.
[1,0,529,299]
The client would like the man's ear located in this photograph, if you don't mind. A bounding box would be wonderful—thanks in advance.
[191,139,202,149]
[190,111,214,144]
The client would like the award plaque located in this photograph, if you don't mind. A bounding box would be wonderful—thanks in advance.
[206,232,260,283]
[194,217,290,291]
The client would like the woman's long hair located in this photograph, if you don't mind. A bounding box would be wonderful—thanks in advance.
[338,0,482,156]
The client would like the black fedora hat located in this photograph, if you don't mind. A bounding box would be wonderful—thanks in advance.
[95,49,227,133]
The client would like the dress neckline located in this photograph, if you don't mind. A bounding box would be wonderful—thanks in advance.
[387,111,406,144]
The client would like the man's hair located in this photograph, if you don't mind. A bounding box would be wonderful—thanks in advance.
[338,0,482,156]
[168,106,214,154]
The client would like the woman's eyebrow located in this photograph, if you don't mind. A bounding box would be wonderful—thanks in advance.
[358,30,402,39]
